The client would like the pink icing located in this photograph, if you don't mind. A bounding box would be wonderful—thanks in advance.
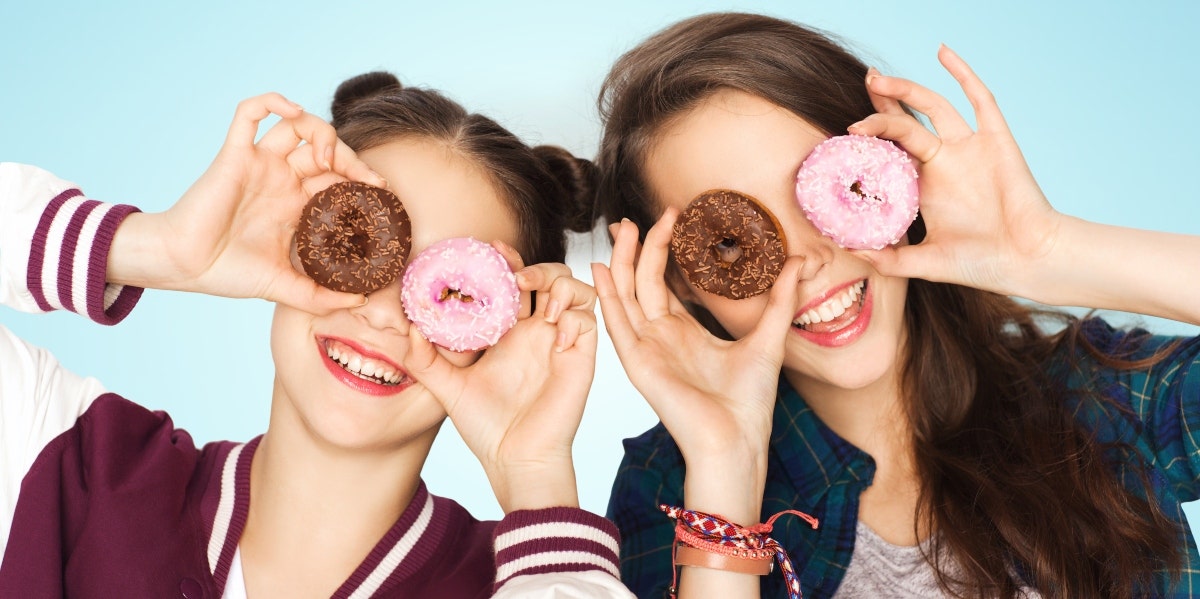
[795,135,920,250]
[401,237,520,352]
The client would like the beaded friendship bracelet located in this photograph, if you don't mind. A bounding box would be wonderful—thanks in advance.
[660,504,819,599]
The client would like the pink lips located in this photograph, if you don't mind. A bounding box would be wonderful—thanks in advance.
[791,280,873,348]
[316,337,412,396]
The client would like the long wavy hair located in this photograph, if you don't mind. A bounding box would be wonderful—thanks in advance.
[594,12,1181,597]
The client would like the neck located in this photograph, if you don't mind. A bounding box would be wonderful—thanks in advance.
[238,380,437,594]
[785,358,927,544]
[786,363,910,462]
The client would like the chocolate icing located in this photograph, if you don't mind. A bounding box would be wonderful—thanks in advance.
[670,189,786,300]
[295,182,412,294]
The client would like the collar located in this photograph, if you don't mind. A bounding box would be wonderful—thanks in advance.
[203,437,444,598]
[770,377,875,508]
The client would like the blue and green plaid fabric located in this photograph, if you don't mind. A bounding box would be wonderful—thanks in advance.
[607,319,1200,598]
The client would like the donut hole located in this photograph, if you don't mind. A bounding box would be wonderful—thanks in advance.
[438,287,476,303]
[849,180,881,203]
[714,237,743,267]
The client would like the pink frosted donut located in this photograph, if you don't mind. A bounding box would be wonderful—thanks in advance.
[401,237,520,352]
[795,135,919,250]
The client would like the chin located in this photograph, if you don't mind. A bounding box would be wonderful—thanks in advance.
[275,375,447,454]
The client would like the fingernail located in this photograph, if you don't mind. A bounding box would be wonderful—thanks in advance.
[848,119,867,132]
[323,147,333,171]
[290,101,305,111]
[514,270,530,288]
[554,331,567,352]
[545,299,563,322]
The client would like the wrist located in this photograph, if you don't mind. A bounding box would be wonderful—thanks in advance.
[681,446,768,525]
[489,457,579,513]
[106,211,172,289]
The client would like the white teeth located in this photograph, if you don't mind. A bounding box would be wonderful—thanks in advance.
[325,339,403,386]
[793,281,866,327]
[817,304,834,322]
[829,300,846,318]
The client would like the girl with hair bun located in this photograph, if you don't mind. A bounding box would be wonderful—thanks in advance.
[593,12,1200,599]
[0,74,631,597]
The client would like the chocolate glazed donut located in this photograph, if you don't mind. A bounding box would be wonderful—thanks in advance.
[295,181,412,294]
[670,189,787,300]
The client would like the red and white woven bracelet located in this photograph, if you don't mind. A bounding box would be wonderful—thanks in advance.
[660,504,818,599]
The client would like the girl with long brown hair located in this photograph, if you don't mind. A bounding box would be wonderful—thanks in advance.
[593,12,1200,598]
[0,76,632,597]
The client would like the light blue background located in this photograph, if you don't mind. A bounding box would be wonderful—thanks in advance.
[3,0,1198,539]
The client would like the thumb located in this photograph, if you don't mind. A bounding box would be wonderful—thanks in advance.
[851,244,940,280]
[402,329,466,413]
[273,274,366,315]
[741,255,803,352]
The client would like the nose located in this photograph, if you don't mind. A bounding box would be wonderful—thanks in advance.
[786,224,836,281]
[350,278,410,335]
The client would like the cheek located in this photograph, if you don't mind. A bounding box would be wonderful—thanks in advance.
[696,293,770,340]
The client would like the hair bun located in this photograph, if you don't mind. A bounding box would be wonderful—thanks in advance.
[534,145,599,233]
[332,71,403,127]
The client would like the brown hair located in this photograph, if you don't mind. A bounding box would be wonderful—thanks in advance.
[332,71,596,265]
[595,12,1181,597]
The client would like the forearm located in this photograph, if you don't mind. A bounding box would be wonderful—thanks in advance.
[1019,215,1200,325]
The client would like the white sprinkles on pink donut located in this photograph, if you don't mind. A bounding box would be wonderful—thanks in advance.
[401,237,520,352]
[795,135,920,250]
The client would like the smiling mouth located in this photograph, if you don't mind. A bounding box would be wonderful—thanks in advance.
[792,280,868,333]
[324,339,408,386]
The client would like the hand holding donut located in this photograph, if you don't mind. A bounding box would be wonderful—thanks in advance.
[107,93,387,313]
[845,46,1063,300]
[403,246,598,513]
[593,214,805,523]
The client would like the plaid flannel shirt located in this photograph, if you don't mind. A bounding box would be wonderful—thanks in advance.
[607,319,1200,598]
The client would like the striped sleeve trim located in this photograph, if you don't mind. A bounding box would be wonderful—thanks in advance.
[27,188,143,325]
[493,508,622,590]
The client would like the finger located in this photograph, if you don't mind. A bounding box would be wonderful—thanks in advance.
[224,93,304,149]
[492,240,536,318]
[494,239,529,275]
[740,255,804,350]
[864,73,973,141]
[402,329,466,412]
[329,138,388,188]
[591,262,642,357]
[848,113,944,164]
[865,67,905,116]
[299,172,350,198]
[514,262,572,293]
[937,45,1007,134]
[553,309,598,353]
[287,139,332,180]
[269,272,367,315]
[257,111,330,156]
[607,219,649,329]
[517,262,595,322]
[540,272,597,323]
[634,208,678,320]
